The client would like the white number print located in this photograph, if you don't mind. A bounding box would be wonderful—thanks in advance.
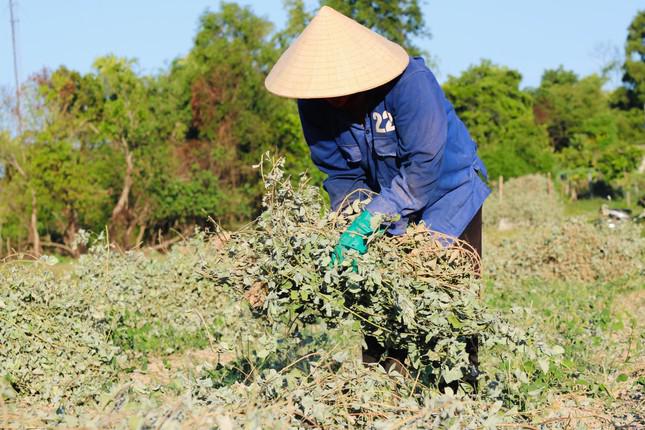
[372,110,396,133]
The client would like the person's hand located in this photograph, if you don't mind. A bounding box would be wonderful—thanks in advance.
[330,210,374,266]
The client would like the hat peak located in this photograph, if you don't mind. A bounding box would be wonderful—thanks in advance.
[264,5,409,98]
[314,5,348,22]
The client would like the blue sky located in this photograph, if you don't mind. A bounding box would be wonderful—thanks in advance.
[1,0,643,93]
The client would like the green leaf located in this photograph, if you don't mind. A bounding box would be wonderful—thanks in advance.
[447,314,463,329]
[443,366,463,384]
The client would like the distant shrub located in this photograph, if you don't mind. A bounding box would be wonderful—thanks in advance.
[484,174,564,229]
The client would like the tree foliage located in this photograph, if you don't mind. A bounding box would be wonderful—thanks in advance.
[534,68,642,183]
[163,2,317,225]
[0,4,644,256]
[615,10,645,109]
[321,0,430,56]
[443,60,554,179]
[0,3,315,254]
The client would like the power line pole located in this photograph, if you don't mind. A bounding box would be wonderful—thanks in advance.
[9,0,22,133]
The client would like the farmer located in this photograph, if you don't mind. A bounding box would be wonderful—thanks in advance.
[265,6,489,373]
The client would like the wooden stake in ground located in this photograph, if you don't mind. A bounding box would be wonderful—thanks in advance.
[498,175,504,203]
[30,190,41,257]
[547,172,553,195]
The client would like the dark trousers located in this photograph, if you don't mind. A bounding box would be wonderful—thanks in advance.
[458,207,482,374]
[459,207,482,275]
[363,208,483,383]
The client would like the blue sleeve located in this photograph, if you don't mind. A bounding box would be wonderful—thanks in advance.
[297,100,370,210]
[366,70,447,217]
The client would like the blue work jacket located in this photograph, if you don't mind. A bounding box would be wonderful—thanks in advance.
[298,57,490,238]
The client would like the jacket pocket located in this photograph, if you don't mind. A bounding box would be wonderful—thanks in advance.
[373,136,398,157]
[372,136,399,186]
[337,142,362,164]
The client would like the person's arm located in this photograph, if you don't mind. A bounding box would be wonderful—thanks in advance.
[366,70,447,218]
[298,99,369,210]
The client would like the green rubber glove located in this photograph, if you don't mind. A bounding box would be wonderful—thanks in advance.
[331,210,375,266]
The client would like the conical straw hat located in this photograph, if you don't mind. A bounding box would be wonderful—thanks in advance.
[265,6,409,99]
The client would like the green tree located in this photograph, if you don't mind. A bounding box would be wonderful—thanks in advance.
[83,57,175,246]
[534,67,642,185]
[443,60,554,179]
[0,130,37,254]
[609,9,645,183]
[533,70,608,152]
[615,10,645,110]
[540,65,578,87]
[0,74,92,256]
[36,58,181,248]
[25,138,110,255]
[165,2,315,225]
[320,0,430,56]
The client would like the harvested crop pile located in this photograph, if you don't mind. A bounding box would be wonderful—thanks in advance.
[210,159,562,395]
[487,218,645,283]
[72,236,255,356]
[2,353,525,429]
[484,174,563,229]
